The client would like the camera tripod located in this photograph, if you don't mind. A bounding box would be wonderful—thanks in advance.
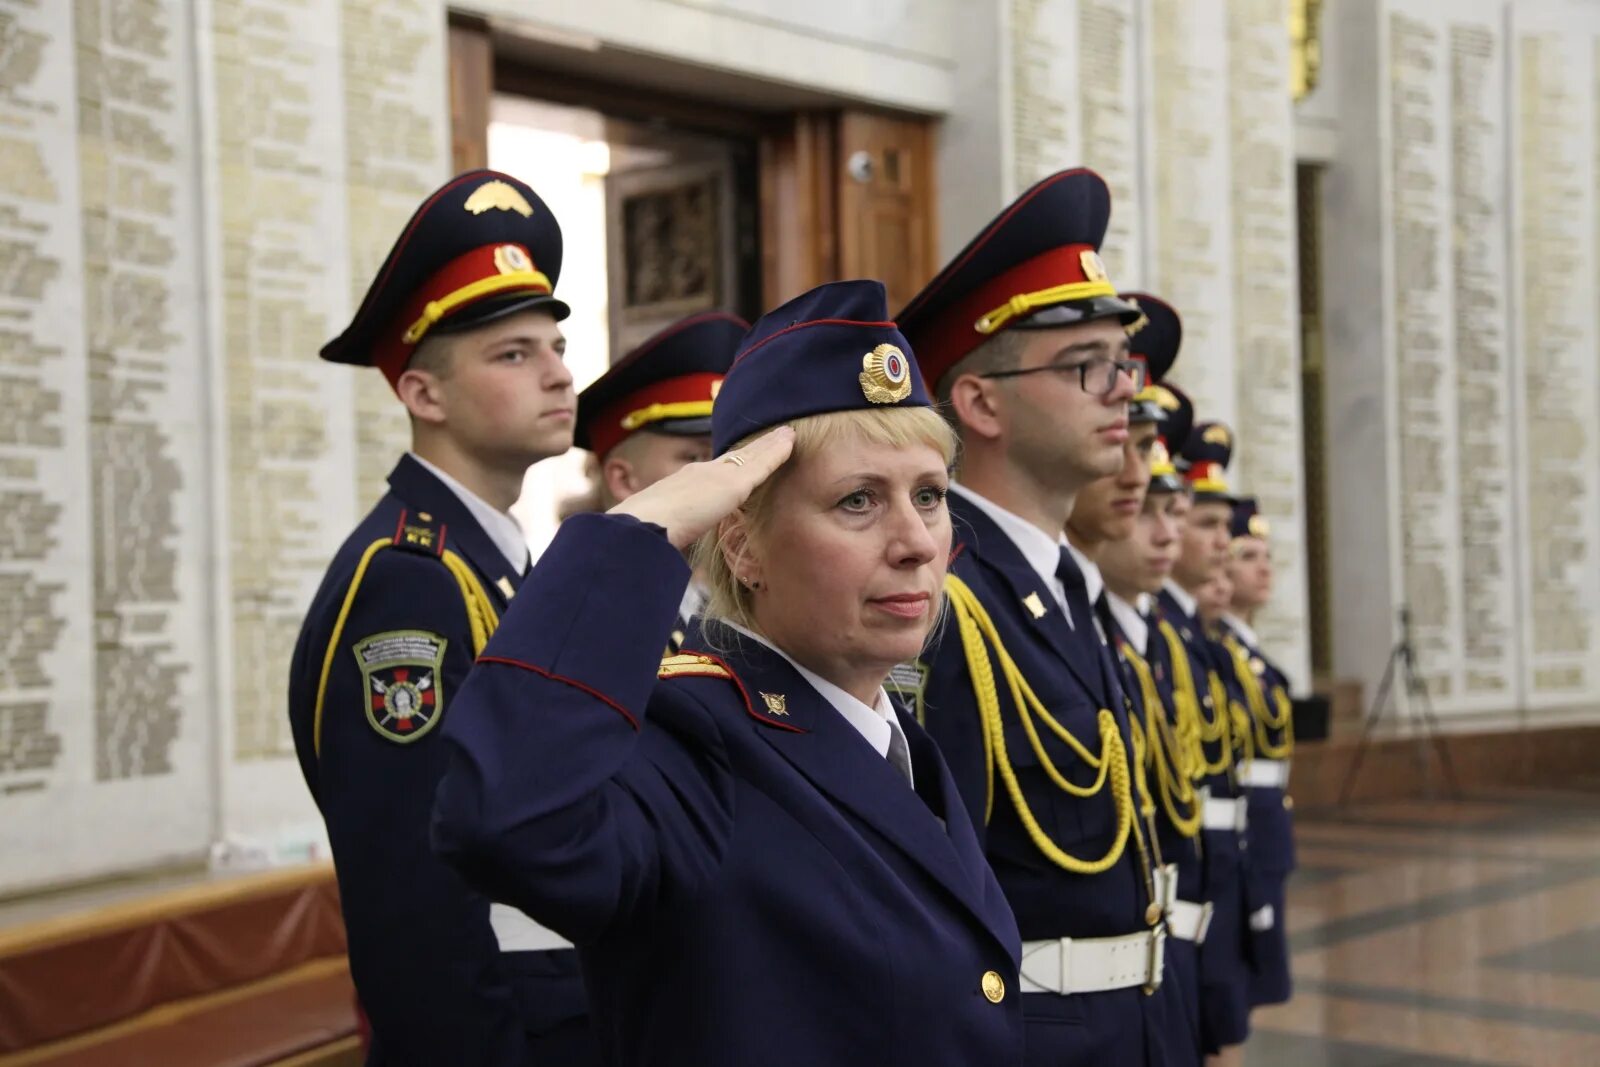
[1338,607,1461,806]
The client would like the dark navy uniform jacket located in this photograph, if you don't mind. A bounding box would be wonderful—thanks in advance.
[1219,620,1295,1006]
[288,455,591,1066]
[1154,588,1252,1050]
[1115,610,1204,905]
[917,493,1178,1066]
[1220,625,1295,877]
[432,512,1025,1067]
[1107,602,1204,1065]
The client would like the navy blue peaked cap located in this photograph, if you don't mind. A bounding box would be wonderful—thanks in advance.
[896,167,1140,390]
[321,169,568,387]
[1121,292,1183,424]
[1180,419,1234,502]
[576,312,749,457]
[712,281,930,457]
[1147,383,1194,494]
[1231,497,1270,542]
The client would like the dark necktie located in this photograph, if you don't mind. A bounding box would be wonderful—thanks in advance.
[1056,549,1125,708]
[1055,547,1092,632]
[1094,590,1118,645]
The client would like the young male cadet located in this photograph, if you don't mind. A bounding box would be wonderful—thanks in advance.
[1069,294,1203,1066]
[897,168,1180,1067]
[288,170,600,1066]
[1161,421,1253,1066]
[1220,497,1296,1009]
[574,311,748,650]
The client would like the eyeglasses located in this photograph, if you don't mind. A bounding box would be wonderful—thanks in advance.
[979,357,1145,398]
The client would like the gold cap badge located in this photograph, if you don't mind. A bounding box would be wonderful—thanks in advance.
[494,243,532,274]
[464,180,534,217]
[859,343,913,405]
[1248,514,1271,539]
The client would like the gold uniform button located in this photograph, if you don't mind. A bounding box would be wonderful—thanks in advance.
[1145,902,1162,925]
[981,970,1006,1003]
[1283,795,1295,811]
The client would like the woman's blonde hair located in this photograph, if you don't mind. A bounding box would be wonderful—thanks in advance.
[692,405,958,633]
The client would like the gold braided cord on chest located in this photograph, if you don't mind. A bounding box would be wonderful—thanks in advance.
[1122,644,1203,838]
[944,574,1149,876]
[1224,635,1295,760]
[1158,619,1237,776]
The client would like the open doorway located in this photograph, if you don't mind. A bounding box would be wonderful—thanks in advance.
[448,18,942,554]
[491,97,761,555]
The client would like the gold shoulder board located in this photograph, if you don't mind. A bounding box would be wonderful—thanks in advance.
[658,653,731,680]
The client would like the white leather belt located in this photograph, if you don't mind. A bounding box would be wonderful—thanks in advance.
[1020,928,1166,995]
[1238,758,1290,789]
[1202,793,1249,833]
[489,903,574,952]
[1167,899,1214,943]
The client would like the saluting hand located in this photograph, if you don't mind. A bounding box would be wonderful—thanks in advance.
[609,427,795,550]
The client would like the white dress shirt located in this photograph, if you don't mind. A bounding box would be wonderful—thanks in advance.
[950,482,1076,627]
[1163,579,1198,621]
[1221,613,1258,649]
[1106,590,1149,656]
[725,622,912,787]
[679,581,708,625]
[410,453,530,575]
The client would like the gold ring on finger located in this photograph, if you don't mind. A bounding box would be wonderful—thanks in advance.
[723,454,746,467]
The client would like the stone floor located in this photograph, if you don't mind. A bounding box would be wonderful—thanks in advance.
[1245,790,1600,1066]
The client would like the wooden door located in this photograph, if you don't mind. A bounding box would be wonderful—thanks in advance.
[759,110,938,312]
[448,18,492,173]
[605,152,741,353]
[834,112,938,313]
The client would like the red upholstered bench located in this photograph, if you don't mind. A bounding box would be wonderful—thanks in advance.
[0,866,359,1067]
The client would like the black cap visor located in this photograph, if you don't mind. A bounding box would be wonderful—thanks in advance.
[640,415,715,438]
[432,291,571,336]
[1011,293,1143,330]
[1129,399,1168,424]
[1147,472,1185,494]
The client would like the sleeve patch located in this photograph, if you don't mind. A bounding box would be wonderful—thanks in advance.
[354,630,449,743]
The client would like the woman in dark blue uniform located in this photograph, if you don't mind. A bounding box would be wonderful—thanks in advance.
[433,280,1025,1067]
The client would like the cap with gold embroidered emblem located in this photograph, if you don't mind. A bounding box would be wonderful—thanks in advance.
[1145,383,1193,496]
[897,167,1140,392]
[1231,497,1272,545]
[577,312,749,459]
[1179,419,1234,503]
[321,169,568,390]
[1118,292,1183,427]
